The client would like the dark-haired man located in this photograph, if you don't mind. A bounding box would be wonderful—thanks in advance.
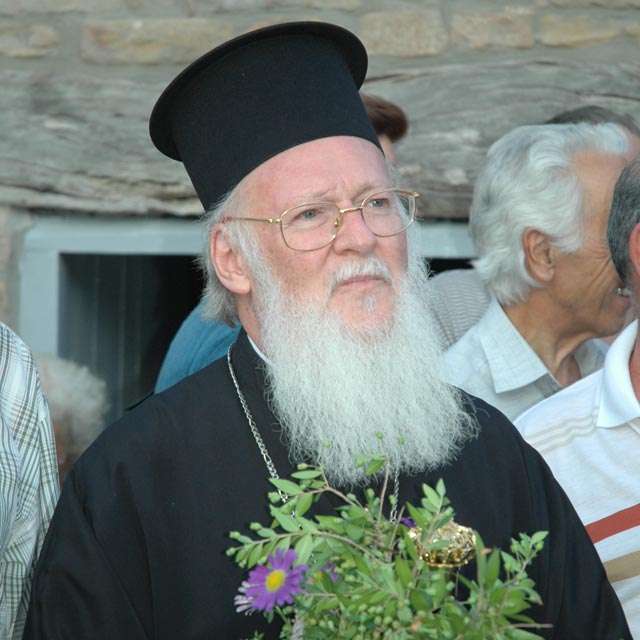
[516,153,640,636]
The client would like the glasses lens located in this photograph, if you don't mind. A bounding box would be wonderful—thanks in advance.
[281,202,340,251]
[362,189,415,237]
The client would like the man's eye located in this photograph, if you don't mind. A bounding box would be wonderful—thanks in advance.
[368,198,389,208]
[289,207,326,225]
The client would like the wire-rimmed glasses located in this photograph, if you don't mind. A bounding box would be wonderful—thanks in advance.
[223,188,419,251]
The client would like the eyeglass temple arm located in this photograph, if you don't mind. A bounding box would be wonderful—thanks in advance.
[221,216,281,224]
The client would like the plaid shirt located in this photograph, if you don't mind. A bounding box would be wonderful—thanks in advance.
[0,323,59,639]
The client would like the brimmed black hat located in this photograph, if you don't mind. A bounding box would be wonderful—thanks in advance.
[149,21,380,211]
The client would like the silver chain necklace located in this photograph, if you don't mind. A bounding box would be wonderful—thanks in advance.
[227,343,400,523]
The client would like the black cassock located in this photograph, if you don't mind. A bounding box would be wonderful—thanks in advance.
[24,330,630,639]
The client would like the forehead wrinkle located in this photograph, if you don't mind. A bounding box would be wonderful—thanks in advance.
[285,181,394,208]
[242,137,392,214]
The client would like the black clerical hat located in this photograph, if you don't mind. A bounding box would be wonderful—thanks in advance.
[149,21,380,211]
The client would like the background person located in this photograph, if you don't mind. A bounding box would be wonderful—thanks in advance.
[0,323,58,639]
[515,153,640,636]
[444,122,630,420]
[429,106,640,349]
[34,353,109,485]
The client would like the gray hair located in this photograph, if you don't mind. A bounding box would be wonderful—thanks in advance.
[199,180,262,325]
[34,353,109,458]
[470,122,630,305]
[545,105,640,138]
[607,153,640,289]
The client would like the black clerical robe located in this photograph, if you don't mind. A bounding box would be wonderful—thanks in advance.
[24,330,630,639]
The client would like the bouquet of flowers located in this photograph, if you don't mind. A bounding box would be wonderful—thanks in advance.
[227,454,548,639]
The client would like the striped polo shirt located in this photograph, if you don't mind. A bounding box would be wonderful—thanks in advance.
[515,319,640,636]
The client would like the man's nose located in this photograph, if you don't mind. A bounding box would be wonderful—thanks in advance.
[331,206,377,254]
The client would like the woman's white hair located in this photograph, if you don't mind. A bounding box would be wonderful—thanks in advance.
[470,122,630,305]
[34,353,109,458]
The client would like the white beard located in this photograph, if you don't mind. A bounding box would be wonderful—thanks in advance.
[249,242,477,489]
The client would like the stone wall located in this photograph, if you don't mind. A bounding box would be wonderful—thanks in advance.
[1,0,640,320]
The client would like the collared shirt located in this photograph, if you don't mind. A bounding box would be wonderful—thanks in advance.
[0,323,59,639]
[515,320,640,637]
[443,297,606,420]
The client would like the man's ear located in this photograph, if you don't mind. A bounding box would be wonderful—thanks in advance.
[210,224,252,295]
[627,222,640,282]
[522,227,555,284]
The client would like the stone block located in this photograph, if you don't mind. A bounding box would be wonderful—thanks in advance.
[538,14,621,46]
[81,18,233,65]
[189,0,361,11]
[548,0,640,6]
[357,10,448,57]
[626,24,640,45]
[451,7,534,49]
[0,24,59,58]
[1,0,120,14]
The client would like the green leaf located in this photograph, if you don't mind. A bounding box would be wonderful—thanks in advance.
[405,503,427,530]
[409,587,431,613]
[294,492,313,518]
[275,536,292,551]
[314,515,345,534]
[501,591,529,616]
[394,556,413,589]
[483,548,501,589]
[397,605,413,625]
[353,553,373,580]
[365,458,385,476]
[345,523,364,541]
[401,529,419,562]
[379,565,404,598]
[291,469,324,480]
[297,516,318,533]
[421,483,443,510]
[247,543,265,568]
[271,509,299,533]
[294,534,314,565]
[269,478,304,495]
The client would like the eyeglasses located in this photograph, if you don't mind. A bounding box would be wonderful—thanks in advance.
[223,188,419,252]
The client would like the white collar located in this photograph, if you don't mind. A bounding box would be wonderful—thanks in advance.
[598,320,640,428]
[247,333,271,364]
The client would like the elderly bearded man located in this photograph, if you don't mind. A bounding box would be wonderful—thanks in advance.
[23,22,630,640]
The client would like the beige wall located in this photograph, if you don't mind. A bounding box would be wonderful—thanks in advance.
[1,0,640,321]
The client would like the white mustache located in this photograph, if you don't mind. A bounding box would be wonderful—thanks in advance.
[328,259,393,295]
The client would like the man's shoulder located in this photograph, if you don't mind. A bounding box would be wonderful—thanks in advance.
[0,322,34,381]
[444,322,486,366]
[81,359,233,468]
[443,325,492,394]
[155,300,239,392]
[514,369,602,436]
[446,389,532,464]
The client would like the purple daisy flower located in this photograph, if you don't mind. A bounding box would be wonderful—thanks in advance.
[238,548,308,613]
[400,516,417,529]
